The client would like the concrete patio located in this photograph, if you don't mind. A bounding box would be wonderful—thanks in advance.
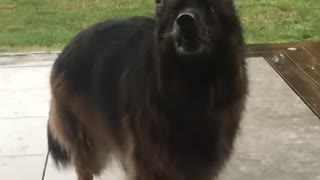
[0,52,319,180]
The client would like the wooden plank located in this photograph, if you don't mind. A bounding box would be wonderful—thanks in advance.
[263,52,320,118]
[284,48,320,87]
[246,41,320,119]
[304,43,320,62]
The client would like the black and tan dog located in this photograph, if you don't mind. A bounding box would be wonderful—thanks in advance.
[47,0,248,179]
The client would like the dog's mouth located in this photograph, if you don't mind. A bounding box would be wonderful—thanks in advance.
[174,36,205,56]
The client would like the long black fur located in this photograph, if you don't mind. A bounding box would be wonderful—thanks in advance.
[47,124,70,167]
[48,0,248,179]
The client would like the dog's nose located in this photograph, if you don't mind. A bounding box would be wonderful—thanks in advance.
[176,13,196,30]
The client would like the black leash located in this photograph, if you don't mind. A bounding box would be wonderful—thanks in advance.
[41,151,50,180]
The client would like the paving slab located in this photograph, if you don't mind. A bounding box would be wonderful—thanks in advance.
[0,54,53,180]
[219,57,320,180]
[0,66,51,90]
[0,117,47,156]
[0,89,50,118]
[0,156,46,180]
[0,54,319,180]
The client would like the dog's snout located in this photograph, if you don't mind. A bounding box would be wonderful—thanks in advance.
[176,13,196,29]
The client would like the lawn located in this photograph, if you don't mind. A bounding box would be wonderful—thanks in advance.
[0,0,319,52]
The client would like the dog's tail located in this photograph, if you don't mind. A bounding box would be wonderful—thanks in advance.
[47,124,71,168]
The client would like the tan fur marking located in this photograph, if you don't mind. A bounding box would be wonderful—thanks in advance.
[48,98,72,152]
[49,71,118,178]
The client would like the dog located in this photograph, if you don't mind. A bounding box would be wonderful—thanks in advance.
[47,0,248,180]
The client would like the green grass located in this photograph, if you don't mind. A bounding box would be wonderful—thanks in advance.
[0,0,319,52]
[237,0,320,43]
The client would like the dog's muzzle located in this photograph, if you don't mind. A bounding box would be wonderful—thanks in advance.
[173,11,205,56]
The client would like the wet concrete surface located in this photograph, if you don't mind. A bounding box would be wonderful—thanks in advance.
[220,57,320,180]
[0,53,319,180]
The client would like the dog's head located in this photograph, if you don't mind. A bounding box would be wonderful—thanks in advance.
[156,0,243,61]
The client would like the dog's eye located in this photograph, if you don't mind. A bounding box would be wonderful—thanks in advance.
[204,1,215,14]
[210,6,215,13]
